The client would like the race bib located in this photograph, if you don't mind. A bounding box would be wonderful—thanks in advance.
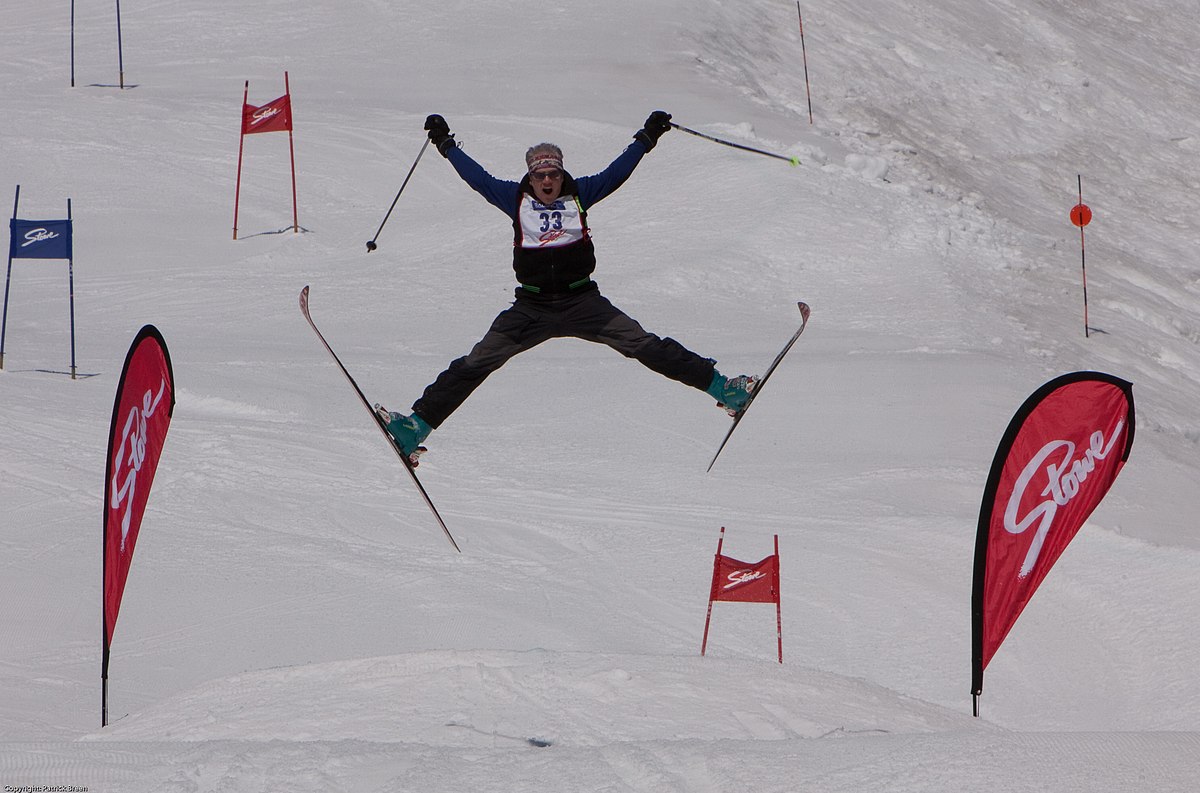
[517,194,587,249]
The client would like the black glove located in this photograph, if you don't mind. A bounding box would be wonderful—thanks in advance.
[424,114,457,157]
[633,110,672,151]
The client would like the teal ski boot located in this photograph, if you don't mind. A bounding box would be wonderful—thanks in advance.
[374,406,432,464]
[708,372,759,417]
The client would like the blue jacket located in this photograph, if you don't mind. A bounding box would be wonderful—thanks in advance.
[446,140,649,294]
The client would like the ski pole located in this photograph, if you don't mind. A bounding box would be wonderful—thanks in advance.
[669,122,801,166]
[366,137,430,252]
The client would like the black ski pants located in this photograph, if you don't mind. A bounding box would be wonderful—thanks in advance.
[412,286,716,428]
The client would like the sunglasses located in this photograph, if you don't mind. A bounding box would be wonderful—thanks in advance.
[530,169,563,181]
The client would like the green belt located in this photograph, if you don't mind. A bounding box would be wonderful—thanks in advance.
[519,277,591,294]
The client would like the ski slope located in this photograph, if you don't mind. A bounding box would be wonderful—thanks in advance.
[2,0,1198,790]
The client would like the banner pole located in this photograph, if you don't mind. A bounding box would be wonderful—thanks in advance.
[774,534,783,663]
[233,81,248,240]
[285,71,298,234]
[102,422,109,727]
[700,526,726,656]
[71,0,76,88]
[1,185,20,370]
[797,3,813,125]
[700,597,715,656]
[115,0,125,89]
[67,198,76,379]
[971,478,989,716]
[101,645,109,726]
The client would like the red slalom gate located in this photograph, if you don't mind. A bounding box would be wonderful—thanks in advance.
[701,527,783,663]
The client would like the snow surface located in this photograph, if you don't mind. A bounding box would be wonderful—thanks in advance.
[3,0,1199,789]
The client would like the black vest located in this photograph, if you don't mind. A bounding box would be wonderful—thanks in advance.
[510,172,597,295]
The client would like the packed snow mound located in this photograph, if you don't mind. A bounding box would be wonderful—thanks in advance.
[84,649,984,744]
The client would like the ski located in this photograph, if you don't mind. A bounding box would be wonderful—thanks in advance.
[708,301,811,472]
[299,285,461,552]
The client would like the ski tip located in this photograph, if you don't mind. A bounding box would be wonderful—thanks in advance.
[299,285,310,313]
[797,301,810,322]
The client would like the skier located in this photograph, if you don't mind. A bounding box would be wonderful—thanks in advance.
[379,111,757,461]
